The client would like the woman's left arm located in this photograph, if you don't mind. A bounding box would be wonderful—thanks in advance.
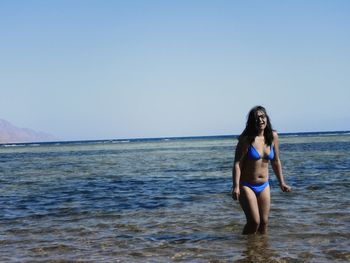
[271,131,292,192]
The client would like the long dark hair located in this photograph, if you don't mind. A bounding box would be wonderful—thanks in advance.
[239,106,274,146]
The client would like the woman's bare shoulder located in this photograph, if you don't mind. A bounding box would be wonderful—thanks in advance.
[272,131,280,144]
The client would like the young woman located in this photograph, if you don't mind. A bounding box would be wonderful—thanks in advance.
[232,106,291,234]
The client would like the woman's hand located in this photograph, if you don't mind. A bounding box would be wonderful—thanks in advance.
[231,186,240,200]
[280,183,292,192]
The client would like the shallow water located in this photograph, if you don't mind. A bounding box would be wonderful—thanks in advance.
[0,134,349,262]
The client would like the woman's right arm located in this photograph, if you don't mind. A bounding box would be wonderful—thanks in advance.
[232,138,246,200]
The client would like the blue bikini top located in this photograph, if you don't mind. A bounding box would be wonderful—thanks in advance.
[248,144,274,160]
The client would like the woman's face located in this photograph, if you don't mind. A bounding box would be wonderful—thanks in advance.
[256,110,267,130]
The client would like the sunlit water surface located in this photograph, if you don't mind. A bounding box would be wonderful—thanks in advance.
[1,133,349,262]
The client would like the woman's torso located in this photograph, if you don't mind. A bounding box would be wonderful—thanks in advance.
[240,137,274,184]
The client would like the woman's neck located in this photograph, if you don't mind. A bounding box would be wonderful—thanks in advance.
[257,130,264,137]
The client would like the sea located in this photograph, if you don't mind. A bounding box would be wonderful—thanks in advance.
[0,131,349,262]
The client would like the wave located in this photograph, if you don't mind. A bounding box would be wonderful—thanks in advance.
[2,144,26,147]
[112,140,130,143]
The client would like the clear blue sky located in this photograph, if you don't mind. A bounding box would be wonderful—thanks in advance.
[1,0,349,140]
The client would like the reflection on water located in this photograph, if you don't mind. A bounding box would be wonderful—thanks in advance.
[0,134,349,262]
[236,235,277,263]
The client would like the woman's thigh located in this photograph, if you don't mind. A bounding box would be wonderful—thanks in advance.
[257,185,271,223]
[239,185,260,223]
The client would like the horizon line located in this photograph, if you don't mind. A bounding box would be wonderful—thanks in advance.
[1,130,350,146]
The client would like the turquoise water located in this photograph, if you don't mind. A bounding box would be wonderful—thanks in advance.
[0,133,349,262]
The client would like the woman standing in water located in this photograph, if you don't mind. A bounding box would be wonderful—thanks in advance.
[232,106,291,234]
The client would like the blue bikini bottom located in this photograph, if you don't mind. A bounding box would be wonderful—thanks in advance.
[241,181,269,196]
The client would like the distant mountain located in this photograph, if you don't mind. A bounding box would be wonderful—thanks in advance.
[0,119,58,143]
